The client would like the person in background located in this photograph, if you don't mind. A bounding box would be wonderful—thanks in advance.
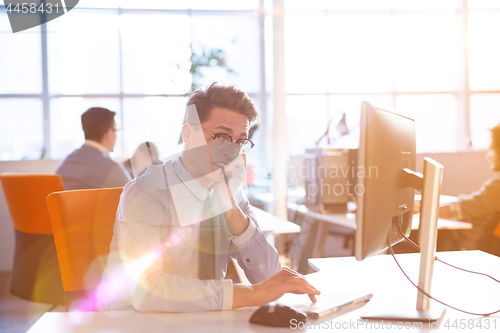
[123,142,160,178]
[418,123,500,256]
[55,107,131,190]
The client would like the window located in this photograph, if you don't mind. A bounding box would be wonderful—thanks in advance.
[0,11,43,160]
[122,97,187,158]
[120,13,191,95]
[0,99,44,160]
[2,1,499,160]
[284,1,500,154]
[470,94,500,148]
[0,12,42,94]
[0,2,264,161]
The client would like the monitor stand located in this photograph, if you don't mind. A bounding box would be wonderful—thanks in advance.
[361,158,445,322]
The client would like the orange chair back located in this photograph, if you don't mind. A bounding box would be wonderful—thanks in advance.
[47,188,122,293]
[495,221,500,238]
[0,173,64,234]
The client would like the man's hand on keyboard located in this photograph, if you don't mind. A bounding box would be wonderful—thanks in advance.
[251,267,321,307]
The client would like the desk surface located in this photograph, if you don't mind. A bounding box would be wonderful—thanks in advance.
[28,251,500,332]
[308,251,500,325]
[251,205,300,235]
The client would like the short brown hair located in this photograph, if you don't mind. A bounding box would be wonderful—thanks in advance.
[81,107,116,142]
[184,83,260,125]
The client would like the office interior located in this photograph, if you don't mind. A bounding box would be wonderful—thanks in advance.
[1,0,500,332]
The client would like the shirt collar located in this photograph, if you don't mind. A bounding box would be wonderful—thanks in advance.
[172,158,211,202]
[84,140,110,155]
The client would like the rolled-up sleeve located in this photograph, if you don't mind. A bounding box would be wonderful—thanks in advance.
[228,195,281,284]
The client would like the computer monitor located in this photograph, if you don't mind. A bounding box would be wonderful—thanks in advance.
[355,101,444,321]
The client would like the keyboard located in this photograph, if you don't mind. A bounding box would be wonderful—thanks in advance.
[285,291,373,320]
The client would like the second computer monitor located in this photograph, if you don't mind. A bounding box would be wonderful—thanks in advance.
[355,101,416,261]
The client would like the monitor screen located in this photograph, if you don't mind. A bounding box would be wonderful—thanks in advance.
[355,101,416,261]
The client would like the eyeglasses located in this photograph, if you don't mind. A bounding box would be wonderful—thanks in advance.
[202,128,254,153]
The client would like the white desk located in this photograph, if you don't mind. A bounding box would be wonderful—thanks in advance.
[252,205,301,235]
[308,251,500,329]
[288,203,472,232]
[288,199,472,258]
[27,251,500,332]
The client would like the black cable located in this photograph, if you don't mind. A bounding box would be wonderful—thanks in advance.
[387,237,500,316]
[397,227,500,284]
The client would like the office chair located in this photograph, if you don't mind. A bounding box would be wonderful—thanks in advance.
[47,187,122,311]
[0,173,65,305]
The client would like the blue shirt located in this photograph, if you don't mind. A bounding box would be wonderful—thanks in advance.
[55,143,131,190]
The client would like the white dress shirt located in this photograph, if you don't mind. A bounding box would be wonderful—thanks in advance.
[84,139,110,155]
[96,157,281,312]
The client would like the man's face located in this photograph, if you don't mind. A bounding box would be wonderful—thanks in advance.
[201,107,250,173]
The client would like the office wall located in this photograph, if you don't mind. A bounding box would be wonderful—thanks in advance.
[0,160,60,271]
[289,150,495,197]
[415,150,494,196]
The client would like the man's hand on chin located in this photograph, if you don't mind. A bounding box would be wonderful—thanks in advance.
[212,154,249,236]
[212,154,246,212]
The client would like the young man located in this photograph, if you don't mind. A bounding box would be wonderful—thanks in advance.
[55,107,131,190]
[439,124,500,255]
[415,123,500,255]
[96,84,319,312]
